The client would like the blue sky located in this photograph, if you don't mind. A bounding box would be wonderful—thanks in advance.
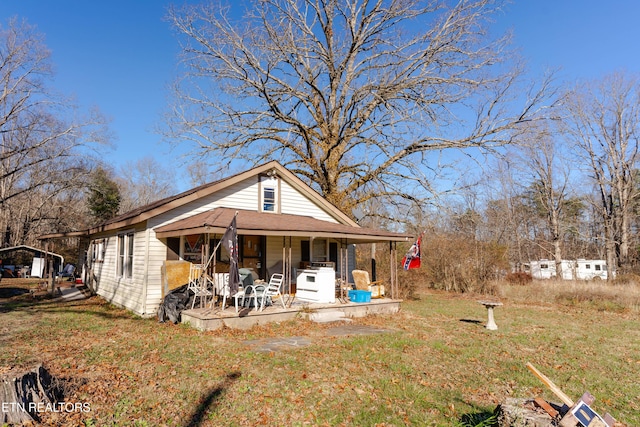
[2,1,640,191]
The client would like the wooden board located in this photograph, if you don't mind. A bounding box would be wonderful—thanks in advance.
[161,261,191,298]
[534,397,559,418]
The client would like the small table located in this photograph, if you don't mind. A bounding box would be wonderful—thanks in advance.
[478,301,503,330]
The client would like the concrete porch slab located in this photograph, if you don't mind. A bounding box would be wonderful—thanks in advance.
[180,298,402,331]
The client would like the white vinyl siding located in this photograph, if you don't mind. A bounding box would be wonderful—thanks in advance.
[142,230,168,312]
[152,179,259,229]
[152,176,341,230]
[92,226,147,315]
[280,180,337,222]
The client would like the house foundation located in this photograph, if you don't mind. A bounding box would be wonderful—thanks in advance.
[180,298,401,331]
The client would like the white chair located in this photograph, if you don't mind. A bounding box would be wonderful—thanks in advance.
[238,284,266,312]
[213,273,244,311]
[213,273,230,307]
[233,286,248,313]
[259,273,286,311]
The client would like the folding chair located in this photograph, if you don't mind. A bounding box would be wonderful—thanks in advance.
[187,264,213,309]
[260,273,286,311]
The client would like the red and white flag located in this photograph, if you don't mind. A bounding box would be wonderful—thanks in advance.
[401,235,421,270]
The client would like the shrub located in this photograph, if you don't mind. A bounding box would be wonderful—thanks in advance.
[421,233,509,294]
[505,272,532,285]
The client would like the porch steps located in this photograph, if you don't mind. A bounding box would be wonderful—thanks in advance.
[308,309,352,324]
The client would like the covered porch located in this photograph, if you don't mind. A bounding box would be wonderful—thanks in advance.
[154,207,410,328]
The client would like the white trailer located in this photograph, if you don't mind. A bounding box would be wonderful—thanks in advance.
[524,259,611,280]
[525,260,555,279]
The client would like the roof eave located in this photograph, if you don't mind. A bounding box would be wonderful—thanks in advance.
[154,227,411,243]
[38,231,90,240]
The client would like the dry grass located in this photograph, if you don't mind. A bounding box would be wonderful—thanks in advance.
[500,278,640,313]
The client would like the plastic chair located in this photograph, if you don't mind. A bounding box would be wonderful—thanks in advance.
[58,263,76,281]
[213,273,230,308]
[233,286,248,312]
[211,273,244,312]
[259,273,286,311]
[240,284,266,312]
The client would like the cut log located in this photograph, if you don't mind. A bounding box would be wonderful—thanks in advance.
[0,365,64,424]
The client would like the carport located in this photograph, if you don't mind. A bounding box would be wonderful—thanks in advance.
[0,245,64,278]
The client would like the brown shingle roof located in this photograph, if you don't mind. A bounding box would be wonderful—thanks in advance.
[154,208,410,243]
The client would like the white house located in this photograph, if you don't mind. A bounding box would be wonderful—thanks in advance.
[40,161,411,316]
[524,259,611,280]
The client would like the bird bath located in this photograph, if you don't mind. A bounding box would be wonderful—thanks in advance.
[478,300,503,330]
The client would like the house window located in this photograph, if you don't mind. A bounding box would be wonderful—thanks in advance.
[260,175,279,213]
[595,264,601,271]
[585,264,591,269]
[117,232,134,279]
[263,187,276,211]
[90,240,105,264]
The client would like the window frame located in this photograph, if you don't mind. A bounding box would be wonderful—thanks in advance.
[90,240,105,265]
[116,231,135,279]
[259,175,279,213]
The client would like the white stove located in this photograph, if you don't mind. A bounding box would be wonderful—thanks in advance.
[295,267,336,303]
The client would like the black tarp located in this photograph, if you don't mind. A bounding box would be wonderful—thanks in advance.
[157,284,194,324]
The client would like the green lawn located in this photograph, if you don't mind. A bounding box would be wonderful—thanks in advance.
[1,283,638,426]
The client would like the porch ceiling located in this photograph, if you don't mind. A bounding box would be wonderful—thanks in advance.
[153,207,411,243]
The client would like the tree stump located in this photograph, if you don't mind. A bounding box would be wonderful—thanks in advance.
[496,398,559,427]
[0,365,64,424]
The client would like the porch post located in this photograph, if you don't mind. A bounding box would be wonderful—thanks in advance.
[281,236,293,296]
[203,233,211,307]
[389,241,396,300]
[339,239,349,301]
[371,243,376,281]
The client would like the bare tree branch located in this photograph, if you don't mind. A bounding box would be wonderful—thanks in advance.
[0,17,111,244]
[164,0,557,217]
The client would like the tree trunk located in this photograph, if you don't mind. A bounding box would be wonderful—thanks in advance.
[551,210,563,279]
[604,223,617,282]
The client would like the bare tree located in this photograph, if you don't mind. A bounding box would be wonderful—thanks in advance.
[117,157,179,212]
[481,155,540,267]
[165,0,556,217]
[0,17,110,245]
[513,125,576,278]
[563,71,640,277]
